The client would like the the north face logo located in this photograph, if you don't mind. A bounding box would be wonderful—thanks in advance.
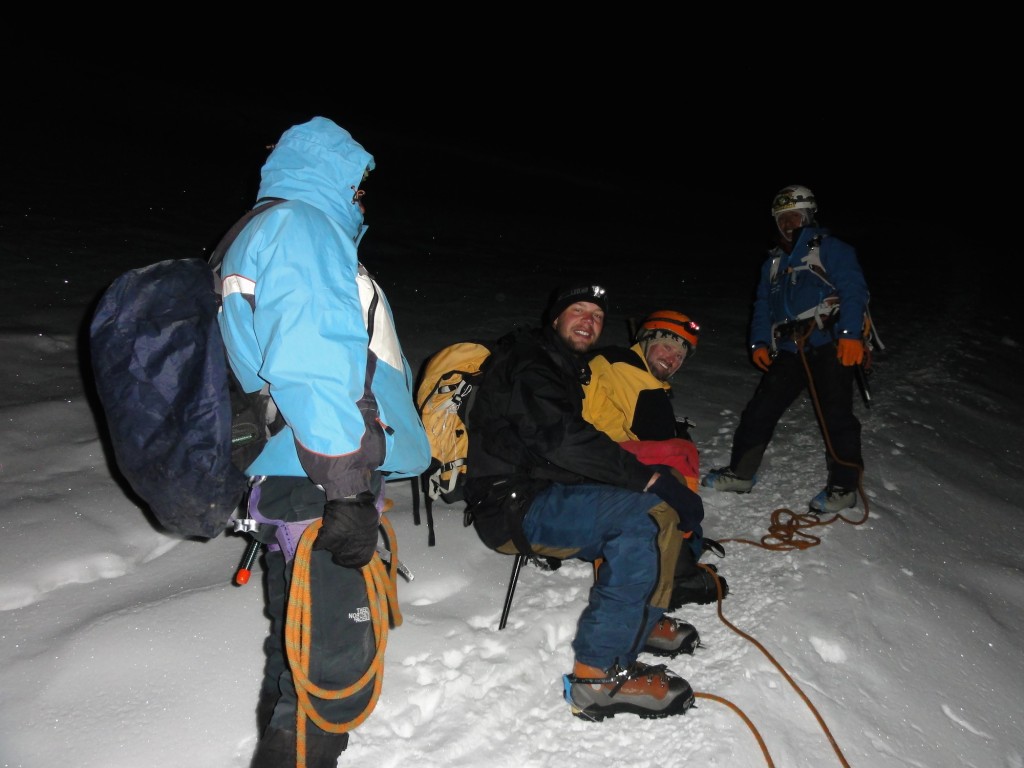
[348,606,371,623]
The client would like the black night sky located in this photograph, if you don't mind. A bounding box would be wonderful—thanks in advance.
[4,59,1008,309]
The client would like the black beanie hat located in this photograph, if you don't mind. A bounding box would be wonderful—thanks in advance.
[546,284,608,323]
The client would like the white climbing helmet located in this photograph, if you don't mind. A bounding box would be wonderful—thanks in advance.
[771,185,817,219]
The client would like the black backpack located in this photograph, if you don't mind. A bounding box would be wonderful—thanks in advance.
[89,200,284,538]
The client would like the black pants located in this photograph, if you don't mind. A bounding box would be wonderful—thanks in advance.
[729,345,863,489]
[253,477,375,758]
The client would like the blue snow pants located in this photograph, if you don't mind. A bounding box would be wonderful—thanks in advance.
[522,483,664,671]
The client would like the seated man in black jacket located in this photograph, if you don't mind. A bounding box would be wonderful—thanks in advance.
[465,284,705,721]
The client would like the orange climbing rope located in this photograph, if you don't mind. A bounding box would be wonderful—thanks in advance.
[693,327,863,766]
[720,324,869,553]
[693,566,851,767]
[283,511,403,768]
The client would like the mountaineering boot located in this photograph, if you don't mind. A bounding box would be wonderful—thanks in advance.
[701,466,755,493]
[809,486,857,514]
[669,564,729,610]
[642,616,700,657]
[563,660,695,721]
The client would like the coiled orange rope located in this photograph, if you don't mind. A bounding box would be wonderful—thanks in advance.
[284,512,402,768]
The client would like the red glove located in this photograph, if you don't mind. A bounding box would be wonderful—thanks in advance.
[837,338,865,367]
[752,347,773,372]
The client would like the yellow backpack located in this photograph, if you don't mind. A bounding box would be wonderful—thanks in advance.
[415,341,494,504]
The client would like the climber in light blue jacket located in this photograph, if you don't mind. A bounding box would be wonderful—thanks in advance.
[218,116,429,767]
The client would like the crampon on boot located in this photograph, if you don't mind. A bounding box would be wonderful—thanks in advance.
[563,661,695,721]
[641,616,700,657]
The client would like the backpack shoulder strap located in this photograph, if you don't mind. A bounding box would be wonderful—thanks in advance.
[210,198,288,441]
[209,197,287,273]
[802,235,834,289]
[770,236,833,289]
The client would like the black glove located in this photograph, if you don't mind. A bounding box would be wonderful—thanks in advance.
[650,472,705,533]
[312,492,379,568]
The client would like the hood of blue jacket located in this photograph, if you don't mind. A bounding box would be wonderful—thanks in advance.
[257,117,375,239]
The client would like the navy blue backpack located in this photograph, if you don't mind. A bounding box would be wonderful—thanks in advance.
[90,201,284,538]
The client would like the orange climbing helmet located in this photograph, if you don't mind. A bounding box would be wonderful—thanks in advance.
[637,310,699,357]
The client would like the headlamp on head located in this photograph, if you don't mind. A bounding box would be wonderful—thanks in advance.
[547,284,609,321]
[558,284,605,303]
[771,185,817,219]
[637,310,699,357]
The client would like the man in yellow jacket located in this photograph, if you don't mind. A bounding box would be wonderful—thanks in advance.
[584,310,700,488]
[584,311,727,607]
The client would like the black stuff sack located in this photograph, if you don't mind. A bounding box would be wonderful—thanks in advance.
[89,258,247,539]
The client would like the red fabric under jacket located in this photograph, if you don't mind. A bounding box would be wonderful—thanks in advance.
[619,438,700,491]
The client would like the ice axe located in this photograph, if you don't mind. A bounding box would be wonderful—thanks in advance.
[854,364,872,408]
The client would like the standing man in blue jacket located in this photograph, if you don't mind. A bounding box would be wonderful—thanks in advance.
[218,117,430,767]
[702,185,869,514]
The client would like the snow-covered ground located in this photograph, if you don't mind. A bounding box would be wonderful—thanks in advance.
[2,96,1021,767]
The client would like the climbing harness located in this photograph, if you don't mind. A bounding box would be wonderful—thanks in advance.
[767,235,885,365]
[767,236,839,353]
